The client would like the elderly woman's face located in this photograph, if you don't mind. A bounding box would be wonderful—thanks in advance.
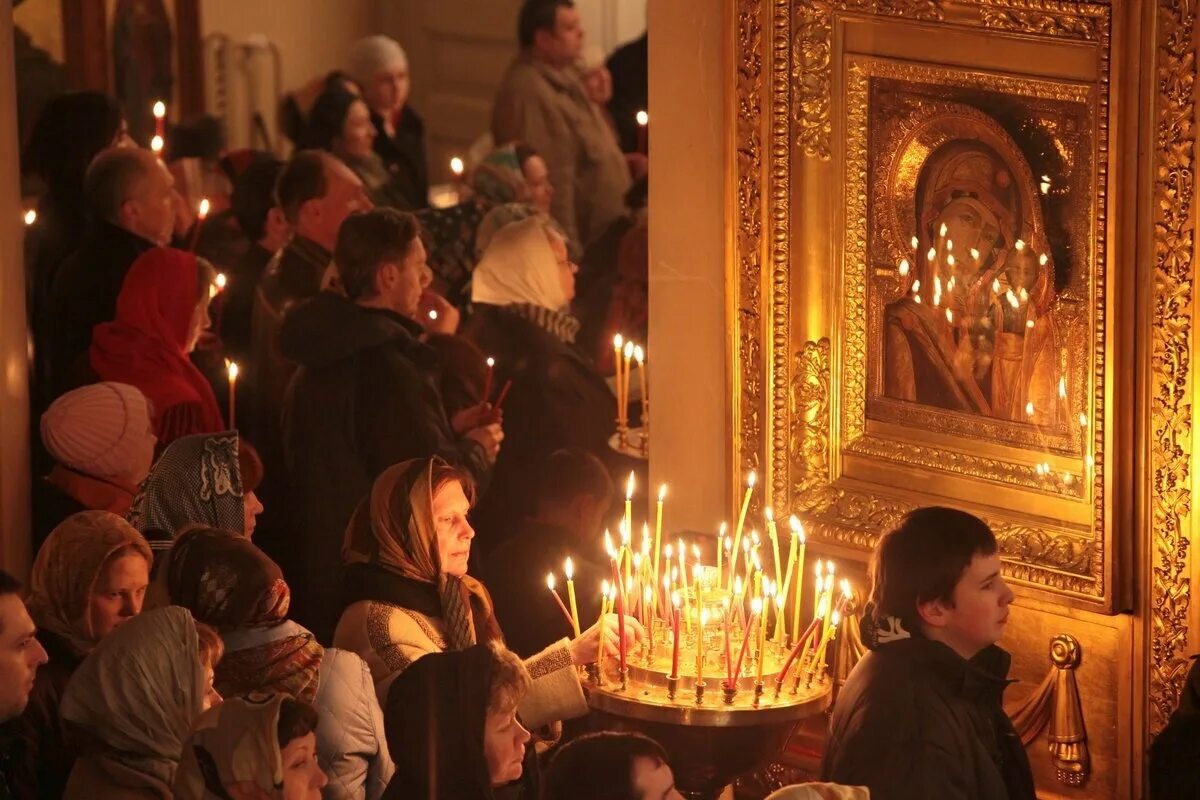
[366,63,411,117]
[433,480,475,577]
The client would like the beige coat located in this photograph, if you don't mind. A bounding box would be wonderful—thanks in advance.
[334,599,588,729]
[492,53,631,247]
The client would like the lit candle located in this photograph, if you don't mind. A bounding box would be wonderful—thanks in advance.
[810,610,842,676]
[734,598,760,682]
[614,563,628,676]
[450,156,464,180]
[723,598,734,688]
[821,562,837,641]
[766,508,782,585]
[620,519,632,594]
[150,134,164,156]
[696,608,707,685]
[622,340,634,431]
[564,558,581,637]
[653,484,665,615]
[636,109,649,154]
[483,357,495,404]
[225,360,239,428]
[624,472,635,557]
[789,517,806,644]
[728,471,756,591]
[776,615,822,689]
[23,209,37,226]
[677,538,691,633]
[545,573,574,629]
[634,345,648,426]
[188,198,210,252]
[670,592,682,678]
[153,100,166,139]
[612,334,625,430]
[756,586,770,682]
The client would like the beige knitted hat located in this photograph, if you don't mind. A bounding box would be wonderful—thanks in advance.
[41,383,155,480]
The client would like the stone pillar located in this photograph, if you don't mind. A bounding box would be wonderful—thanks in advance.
[0,11,31,578]
[646,0,731,531]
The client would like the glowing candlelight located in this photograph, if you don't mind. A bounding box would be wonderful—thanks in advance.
[450,156,464,178]
[1079,412,1089,428]
[945,239,954,252]
[188,198,210,252]
[612,334,626,430]
[765,508,782,586]
[564,558,581,637]
[992,278,1002,295]
[225,360,239,428]
[1039,253,1049,266]
[946,309,954,324]
[939,222,948,237]
[481,356,495,404]
[898,259,910,277]
[927,246,937,262]
[546,573,574,629]
[23,209,37,226]
[1025,401,1035,418]
[716,522,727,586]
[756,587,771,683]
[635,110,649,154]
[728,471,756,591]
[153,100,166,120]
[634,345,648,426]
[970,247,980,261]
[696,609,708,685]
[1014,239,1026,251]
[912,279,921,293]
[636,110,649,127]
[735,598,760,683]
[910,235,919,249]
[1058,376,1067,400]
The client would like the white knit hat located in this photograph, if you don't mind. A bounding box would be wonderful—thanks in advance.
[41,383,154,480]
[346,35,408,86]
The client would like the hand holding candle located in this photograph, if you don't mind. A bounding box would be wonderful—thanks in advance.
[188,198,210,252]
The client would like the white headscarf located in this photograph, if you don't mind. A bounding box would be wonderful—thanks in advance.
[346,35,408,86]
[471,217,567,311]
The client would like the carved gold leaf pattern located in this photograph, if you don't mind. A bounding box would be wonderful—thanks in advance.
[976,0,1108,41]
[770,0,794,510]
[1148,0,1196,735]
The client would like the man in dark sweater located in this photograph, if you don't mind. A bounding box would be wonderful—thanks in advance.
[46,146,175,396]
[822,507,1035,800]
[280,207,501,641]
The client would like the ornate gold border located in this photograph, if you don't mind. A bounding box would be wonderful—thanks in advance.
[1147,0,1196,735]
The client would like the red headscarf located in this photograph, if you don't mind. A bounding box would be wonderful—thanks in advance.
[90,247,224,436]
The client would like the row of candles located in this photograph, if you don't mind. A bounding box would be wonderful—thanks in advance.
[612,334,648,436]
[544,471,852,700]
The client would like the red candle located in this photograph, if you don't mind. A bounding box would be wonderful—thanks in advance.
[482,357,495,404]
[545,574,574,630]
[776,615,823,687]
[670,594,682,678]
[612,560,627,674]
[733,603,759,683]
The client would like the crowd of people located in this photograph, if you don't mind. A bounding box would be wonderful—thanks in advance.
[6,0,1199,798]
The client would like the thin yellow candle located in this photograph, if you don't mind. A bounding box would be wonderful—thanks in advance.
[677,538,692,633]
[612,335,625,428]
[821,562,837,641]
[790,517,807,644]
[753,596,767,682]
[715,522,727,587]
[728,471,756,591]
[779,517,800,643]
[621,520,633,595]
[766,510,783,592]
[696,608,708,683]
[811,609,842,675]
[634,345,648,425]
[622,340,635,430]
[653,485,665,612]
[812,560,824,623]
[624,472,635,557]
[564,557,581,638]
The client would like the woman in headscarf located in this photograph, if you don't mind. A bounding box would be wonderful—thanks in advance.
[35,382,158,547]
[459,217,621,542]
[127,431,264,562]
[333,457,637,722]
[166,527,394,800]
[382,643,535,800]
[416,146,536,306]
[60,606,224,800]
[175,694,328,800]
[10,512,152,799]
[89,247,224,445]
[345,35,428,210]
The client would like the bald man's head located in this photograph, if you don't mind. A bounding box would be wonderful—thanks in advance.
[84,147,176,245]
[276,150,370,251]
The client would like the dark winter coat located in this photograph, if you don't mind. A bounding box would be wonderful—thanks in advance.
[46,222,154,397]
[459,304,619,551]
[370,106,428,211]
[279,292,489,641]
[1149,656,1200,799]
[822,636,1036,800]
[7,630,83,800]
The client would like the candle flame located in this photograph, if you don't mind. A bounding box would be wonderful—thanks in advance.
[750,530,760,545]
[910,235,920,249]
[765,506,774,522]
[946,253,955,267]
[450,156,464,176]
[1058,376,1067,399]
[751,597,763,614]
[945,238,953,251]
[1079,412,1088,427]
[214,273,227,292]
[912,279,921,293]
[604,530,615,558]
[814,558,823,575]
[1018,287,1029,303]
[1063,472,1074,486]
[1025,401,1035,417]
[840,578,851,598]
[623,341,634,358]
[898,259,910,276]
[914,294,921,304]
[692,563,701,579]
[970,247,980,261]
[672,591,681,609]
[601,579,610,597]
[198,198,210,219]
[742,538,750,553]
[633,553,642,569]
[546,573,556,590]
[1040,181,1051,194]
[945,309,954,324]
[751,551,761,571]
[226,361,239,381]
[665,544,673,559]
[23,209,37,226]
[789,516,805,542]
[634,345,645,363]
[927,246,937,262]
[723,536,731,552]
[636,110,649,126]
[564,557,574,579]
[153,100,166,119]
[1006,290,1020,309]
[700,609,709,625]
[428,310,439,321]
[1039,253,1049,266]
[831,610,842,626]
[644,585,653,601]
[692,544,701,560]
[827,561,836,576]
[734,576,743,594]
[150,135,164,154]
[947,276,955,292]
[626,576,634,594]
[747,470,757,488]
[939,222,948,237]
[1014,239,1026,251]
[613,333,623,350]
[626,471,636,499]
[992,278,1001,294]
[1026,319,1036,329]
[621,522,631,545]
[486,356,495,367]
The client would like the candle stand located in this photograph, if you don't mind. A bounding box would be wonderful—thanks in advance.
[583,617,832,800]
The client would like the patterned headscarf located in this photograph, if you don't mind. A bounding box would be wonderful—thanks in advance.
[343,457,492,651]
[174,693,288,800]
[470,145,528,206]
[60,607,207,788]
[167,527,323,703]
[128,431,246,557]
[26,511,152,656]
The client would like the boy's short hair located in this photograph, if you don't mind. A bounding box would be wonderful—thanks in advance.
[869,506,997,633]
[543,731,669,800]
[333,208,420,301]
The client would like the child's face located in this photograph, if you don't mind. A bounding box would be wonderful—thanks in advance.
[921,552,1013,659]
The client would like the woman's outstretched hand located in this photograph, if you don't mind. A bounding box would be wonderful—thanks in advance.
[568,614,645,666]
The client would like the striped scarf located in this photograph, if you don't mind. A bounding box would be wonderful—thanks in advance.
[503,302,581,344]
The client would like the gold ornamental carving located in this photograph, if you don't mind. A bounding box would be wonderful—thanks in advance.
[1147,0,1196,735]
[1005,634,1090,787]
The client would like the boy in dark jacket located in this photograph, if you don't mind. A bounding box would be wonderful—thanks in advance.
[821,507,1035,800]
